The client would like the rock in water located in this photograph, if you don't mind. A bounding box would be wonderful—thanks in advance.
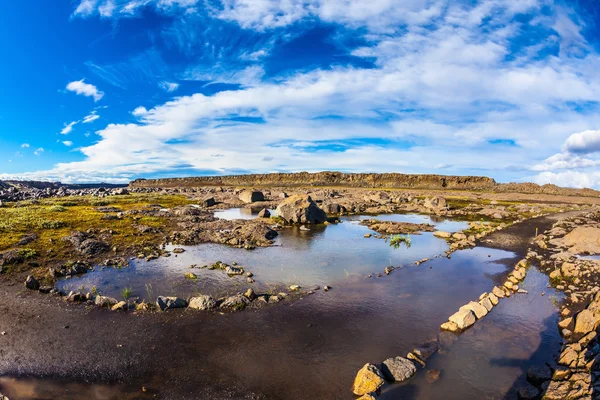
[517,384,540,400]
[25,275,40,290]
[239,190,264,203]
[352,363,385,396]
[188,295,217,310]
[526,365,551,386]
[448,309,476,330]
[381,357,417,382]
[276,194,327,224]
[219,294,250,310]
[257,208,271,218]
[156,296,187,311]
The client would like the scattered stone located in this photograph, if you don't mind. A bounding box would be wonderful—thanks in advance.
[517,384,540,400]
[448,309,476,330]
[381,356,417,382]
[257,208,271,218]
[526,364,552,386]
[24,275,40,290]
[95,296,118,307]
[425,369,441,383]
[156,296,187,311]
[172,248,186,254]
[289,285,301,291]
[219,294,250,310]
[244,288,256,300]
[433,231,451,239]
[184,272,198,279]
[188,295,217,310]
[111,301,128,311]
[460,301,488,319]
[239,190,264,203]
[201,197,216,207]
[352,363,386,396]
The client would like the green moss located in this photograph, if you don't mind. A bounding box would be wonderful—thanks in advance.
[0,194,194,274]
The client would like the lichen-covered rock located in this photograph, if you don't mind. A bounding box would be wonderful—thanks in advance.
[352,363,385,396]
[188,295,217,310]
[276,194,327,224]
[219,294,250,310]
[95,296,118,307]
[381,357,416,382]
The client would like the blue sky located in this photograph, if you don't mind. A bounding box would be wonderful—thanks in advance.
[2,0,600,187]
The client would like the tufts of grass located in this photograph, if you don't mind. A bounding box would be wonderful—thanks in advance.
[121,287,133,301]
[389,234,412,250]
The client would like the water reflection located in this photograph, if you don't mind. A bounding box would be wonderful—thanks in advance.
[57,213,468,300]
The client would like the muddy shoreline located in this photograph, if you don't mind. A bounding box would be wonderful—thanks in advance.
[0,208,575,399]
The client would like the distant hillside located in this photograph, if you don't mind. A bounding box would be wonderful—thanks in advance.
[129,171,600,197]
[1,180,127,190]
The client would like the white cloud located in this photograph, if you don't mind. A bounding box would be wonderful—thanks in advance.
[159,81,180,92]
[82,111,100,124]
[563,130,600,154]
[132,106,148,116]
[532,171,600,189]
[66,79,104,102]
[10,0,596,187]
[34,148,44,156]
[21,143,30,148]
[61,121,78,135]
[63,141,74,147]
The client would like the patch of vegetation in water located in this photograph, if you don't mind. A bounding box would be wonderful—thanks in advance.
[389,234,412,249]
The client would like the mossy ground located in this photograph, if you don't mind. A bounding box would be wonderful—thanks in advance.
[0,194,194,275]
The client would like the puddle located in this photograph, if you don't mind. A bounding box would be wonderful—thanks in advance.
[214,208,277,220]
[6,246,562,400]
[579,255,600,261]
[56,213,469,300]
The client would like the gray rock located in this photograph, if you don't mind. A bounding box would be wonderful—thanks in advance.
[381,356,417,382]
[24,275,40,290]
[156,296,187,311]
[202,197,216,207]
[219,294,250,310]
[95,296,118,307]
[526,365,552,386]
[517,383,540,400]
[188,295,217,310]
[239,190,264,203]
[276,194,327,224]
[257,208,271,218]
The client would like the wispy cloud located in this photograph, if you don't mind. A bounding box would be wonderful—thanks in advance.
[34,148,44,156]
[61,121,78,135]
[66,79,104,101]
[21,143,30,148]
[62,141,74,147]
[159,81,180,92]
[82,111,100,124]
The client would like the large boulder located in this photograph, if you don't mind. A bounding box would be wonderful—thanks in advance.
[239,190,264,203]
[558,226,600,255]
[381,356,416,382]
[352,363,385,396]
[573,309,600,337]
[424,196,447,212]
[276,195,327,224]
[156,296,187,311]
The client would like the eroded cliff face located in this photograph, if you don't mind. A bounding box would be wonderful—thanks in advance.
[129,172,600,197]
[130,172,496,190]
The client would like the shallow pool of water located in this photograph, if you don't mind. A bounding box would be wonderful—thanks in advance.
[56,213,469,300]
[214,208,277,220]
[7,246,563,400]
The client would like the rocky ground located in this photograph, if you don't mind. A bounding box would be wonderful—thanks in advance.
[1,178,600,399]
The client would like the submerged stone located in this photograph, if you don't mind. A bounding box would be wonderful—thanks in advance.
[382,356,416,382]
